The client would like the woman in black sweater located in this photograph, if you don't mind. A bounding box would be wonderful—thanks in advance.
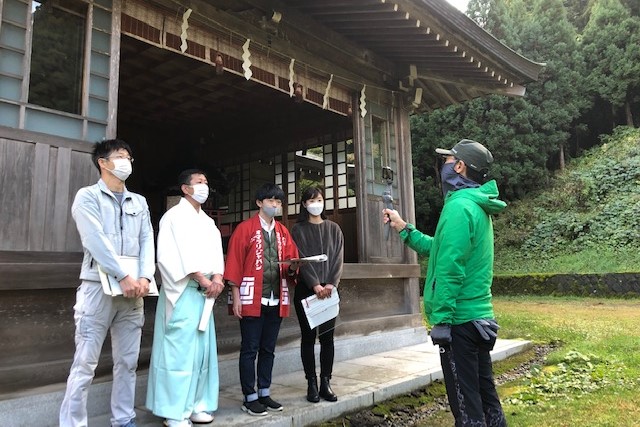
[291,186,344,403]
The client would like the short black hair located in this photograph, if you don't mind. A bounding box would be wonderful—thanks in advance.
[178,168,207,186]
[255,183,285,202]
[91,139,132,172]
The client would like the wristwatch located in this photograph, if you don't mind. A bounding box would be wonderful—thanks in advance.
[400,223,415,235]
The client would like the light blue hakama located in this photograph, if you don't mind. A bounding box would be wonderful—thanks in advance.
[146,281,219,420]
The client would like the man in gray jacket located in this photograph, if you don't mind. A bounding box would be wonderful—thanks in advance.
[60,139,155,427]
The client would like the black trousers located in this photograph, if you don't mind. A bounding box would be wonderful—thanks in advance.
[293,285,336,379]
[439,322,507,427]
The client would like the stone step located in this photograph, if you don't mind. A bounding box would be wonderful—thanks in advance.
[1,327,436,427]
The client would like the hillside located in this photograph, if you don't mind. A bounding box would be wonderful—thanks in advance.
[493,126,640,274]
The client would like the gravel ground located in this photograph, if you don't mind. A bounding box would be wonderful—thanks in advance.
[319,344,555,427]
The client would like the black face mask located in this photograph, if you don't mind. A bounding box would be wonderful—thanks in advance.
[440,162,479,198]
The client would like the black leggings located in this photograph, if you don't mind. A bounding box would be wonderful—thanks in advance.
[293,285,336,379]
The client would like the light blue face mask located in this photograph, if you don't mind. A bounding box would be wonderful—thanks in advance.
[262,205,281,218]
[440,162,479,198]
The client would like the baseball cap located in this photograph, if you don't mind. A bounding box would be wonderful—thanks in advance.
[435,139,493,172]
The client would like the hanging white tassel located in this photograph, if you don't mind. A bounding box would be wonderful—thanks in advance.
[180,8,192,53]
[288,58,296,97]
[242,39,252,80]
[322,74,334,110]
[360,85,367,118]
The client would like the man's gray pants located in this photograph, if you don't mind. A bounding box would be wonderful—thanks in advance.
[59,281,144,427]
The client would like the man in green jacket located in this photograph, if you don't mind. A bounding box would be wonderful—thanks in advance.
[384,139,507,427]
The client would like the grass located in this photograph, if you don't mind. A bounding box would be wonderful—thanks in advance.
[494,297,640,426]
[493,247,640,275]
[318,296,640,426]
[415,297,640,426]
[491,127,640,275]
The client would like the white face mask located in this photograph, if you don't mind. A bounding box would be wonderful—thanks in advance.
[190,183,209,204]
[107,158,132,181]
[306,201,324,216]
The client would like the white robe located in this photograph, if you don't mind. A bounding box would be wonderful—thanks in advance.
[147,197,224,420]
[157,197,224,307]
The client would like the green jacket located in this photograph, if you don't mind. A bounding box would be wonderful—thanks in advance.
[400,180,506,326]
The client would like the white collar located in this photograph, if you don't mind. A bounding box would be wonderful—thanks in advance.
[259,214,276,233]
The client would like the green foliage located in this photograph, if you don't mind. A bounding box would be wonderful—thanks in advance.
[411,0,590,233]
[505,351,635,407]
[581,0,640,123]
[494,127,640,273]
[320,298,640,426]
[495,297,640,425]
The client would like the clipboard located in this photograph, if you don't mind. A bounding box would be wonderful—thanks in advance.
[98,256,159,297]
[302,286,339,329]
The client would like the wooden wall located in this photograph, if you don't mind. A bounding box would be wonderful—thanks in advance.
[0,136,96,252]
[0,262,421,395]
[354,93,413,264]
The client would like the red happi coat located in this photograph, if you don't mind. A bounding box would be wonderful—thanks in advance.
[224,214,299,317]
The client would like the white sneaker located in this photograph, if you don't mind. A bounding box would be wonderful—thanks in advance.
[163,419,192,427]
[190,411,214,424]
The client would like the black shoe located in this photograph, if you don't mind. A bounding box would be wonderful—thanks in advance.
[259,395,284,411]
[241,399,268,416]
[307,377,320,403]
[319,376,338,402]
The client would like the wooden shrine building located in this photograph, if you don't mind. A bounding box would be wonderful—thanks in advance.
[0,0,543,394]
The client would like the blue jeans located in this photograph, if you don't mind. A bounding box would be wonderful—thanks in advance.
[239,305,283,401]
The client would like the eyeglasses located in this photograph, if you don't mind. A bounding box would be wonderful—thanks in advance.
[103,155,134,163]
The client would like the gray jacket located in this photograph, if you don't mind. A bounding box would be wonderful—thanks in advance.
[72,179,155,283]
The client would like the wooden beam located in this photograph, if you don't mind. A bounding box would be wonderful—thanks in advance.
[299,4,399,16]
[28,143,50,251]
[316,12,410,23]
[288,0,386,9]
[337,27,430,36]
[0,251,84,290]
[323,20,419,30]
[107,0,122,138]
[0,126,95,153]
[342,263,421,279]
[149,0,398,87]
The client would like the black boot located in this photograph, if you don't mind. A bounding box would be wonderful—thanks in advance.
[306,376,320,403]
[319,376,338,402]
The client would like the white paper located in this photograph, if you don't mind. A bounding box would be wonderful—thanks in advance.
[198,297,215,331]
[302,287,339,329]
[98,256,159,297]
[277,254,328,264]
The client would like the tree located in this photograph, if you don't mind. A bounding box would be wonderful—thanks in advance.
[564,0,595,32]
[581,0,640,127]
[409,0,589,231]
[515,0,589,168]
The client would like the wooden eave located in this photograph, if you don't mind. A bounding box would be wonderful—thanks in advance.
[282,0,545,109]
[119,0,545,117]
